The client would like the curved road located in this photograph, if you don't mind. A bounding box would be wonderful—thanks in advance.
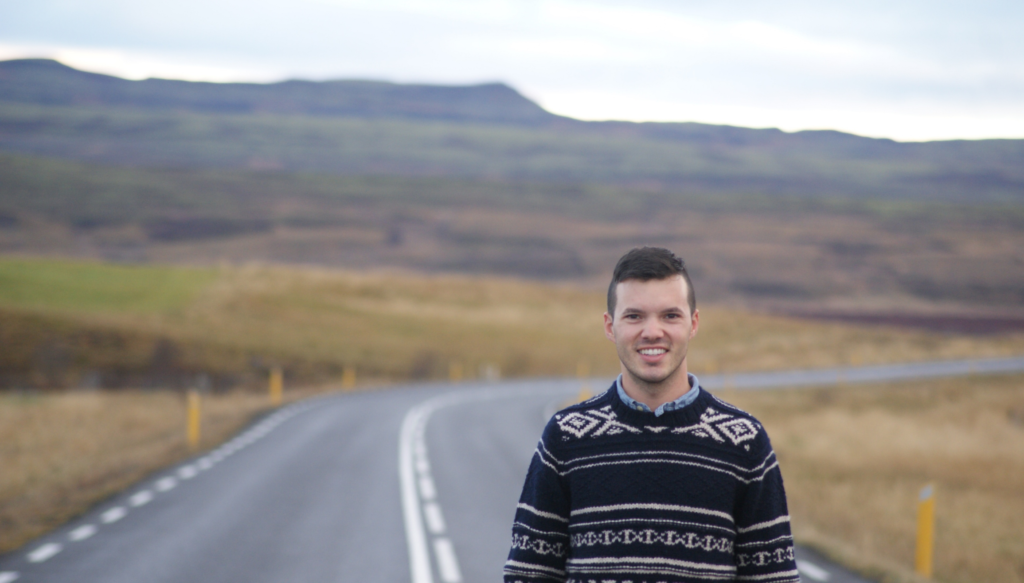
[3,356,1022,583]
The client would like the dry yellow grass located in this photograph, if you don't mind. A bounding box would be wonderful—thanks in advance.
[0,387,320,553]
[727,373,1024,583]
[3,258,1024,390]
[8,260,1021,386]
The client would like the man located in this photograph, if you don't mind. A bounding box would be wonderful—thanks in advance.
[504,247,798,583]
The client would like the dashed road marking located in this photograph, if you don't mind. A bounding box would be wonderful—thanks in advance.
[68,525,97,541]
[155,477,177,492]
[101,506,127,524]
[418,476,437,500]
[129,490,153,507]
[27,543,61,563]
[433,538,462,583]
[4,398,323,576]
[797,559,831,581]
[400,384,574,583]
[422,502,446,535]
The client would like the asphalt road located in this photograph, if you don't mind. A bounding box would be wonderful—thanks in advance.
[4,355,1023,583]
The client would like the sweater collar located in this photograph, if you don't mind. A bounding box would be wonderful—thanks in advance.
[615,373,702,417]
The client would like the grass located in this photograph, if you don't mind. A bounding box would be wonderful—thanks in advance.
[0,258,217,313]
[2,257,1024,390]
[727,373,1024,583]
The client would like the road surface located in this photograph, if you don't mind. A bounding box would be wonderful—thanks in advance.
[3,355,1022,583]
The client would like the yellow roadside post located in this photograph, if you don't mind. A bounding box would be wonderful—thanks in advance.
[342,366,356,391]
[576,359,590,380]
[915,483,936,578]
[269,367,283,407]
[186,389,201,450]
[449,361,463,383]
[576,359,592,402]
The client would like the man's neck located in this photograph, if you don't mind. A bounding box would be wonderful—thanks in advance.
[620,368,692,410]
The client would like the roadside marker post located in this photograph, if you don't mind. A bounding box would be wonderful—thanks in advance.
[269,367,283,406]
[186,390,201,450]
[576,359,590,380]
[342,366,356,391]
[449,361,463,383]
[577,359,591,394]
[915,483,936,578]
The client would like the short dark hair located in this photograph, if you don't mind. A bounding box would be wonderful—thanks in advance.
[607,247,696,317]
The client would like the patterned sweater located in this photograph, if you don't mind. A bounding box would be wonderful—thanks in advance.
[504,384,799,583]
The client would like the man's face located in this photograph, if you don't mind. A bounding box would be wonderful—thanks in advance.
[603,275,699,389]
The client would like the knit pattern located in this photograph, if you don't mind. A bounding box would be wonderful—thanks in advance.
[504,385,798,583]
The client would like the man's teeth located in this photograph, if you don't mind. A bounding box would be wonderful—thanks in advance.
[639,348,667,355]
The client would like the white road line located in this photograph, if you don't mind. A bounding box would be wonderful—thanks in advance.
[433,538,463,583]
[422,502,447,534]
[155,477,177,491]
[178,465,198,479]
[797,559,831,581]
[197,458,214,470]
[101,506,127,524]
[27,542,61,563]
[0,571,19,583]
[398,383,579,583]
[68,524,97,541]
[399,402,436,583]
[415,457,430,474]
[418,476,437,500]
[129,490,153,507]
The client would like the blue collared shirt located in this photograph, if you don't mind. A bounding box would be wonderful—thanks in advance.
[616,373,701,417]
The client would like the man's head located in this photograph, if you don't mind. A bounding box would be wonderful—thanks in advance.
[607,247,695,319]
[604,247,699,397]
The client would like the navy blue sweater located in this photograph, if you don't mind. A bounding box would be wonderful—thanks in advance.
[504,384,799,583]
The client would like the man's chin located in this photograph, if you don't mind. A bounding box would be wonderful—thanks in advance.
[628,370,671,386]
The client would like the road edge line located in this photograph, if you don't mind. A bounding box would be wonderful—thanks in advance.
[399,402,434,583]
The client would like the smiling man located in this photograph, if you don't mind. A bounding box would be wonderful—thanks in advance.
[504,247,798,583]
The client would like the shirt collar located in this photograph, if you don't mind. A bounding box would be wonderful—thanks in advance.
[616,373,701,417]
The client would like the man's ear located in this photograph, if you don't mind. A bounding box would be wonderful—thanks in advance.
[690,308,700,339]
[603,312,615,341]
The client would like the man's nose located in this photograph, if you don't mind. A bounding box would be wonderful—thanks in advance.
[640,318,665,339]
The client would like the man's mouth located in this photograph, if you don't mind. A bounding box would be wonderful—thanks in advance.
[638,348,668,356]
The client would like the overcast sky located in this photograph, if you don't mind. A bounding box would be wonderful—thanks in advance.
[2,0,1022,141]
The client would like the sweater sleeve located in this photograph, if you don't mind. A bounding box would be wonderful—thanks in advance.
[503,426,571,583]
[734,433,800,583]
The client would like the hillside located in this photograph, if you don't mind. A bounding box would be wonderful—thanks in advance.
[2,59,1023,311]
[1,59,1022,202]
[2,152,1023,308]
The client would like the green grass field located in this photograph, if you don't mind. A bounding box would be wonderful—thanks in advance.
[0,258,217,314]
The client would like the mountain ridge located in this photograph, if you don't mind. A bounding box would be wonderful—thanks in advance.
[0,58,560,125]
[1,58,1022,203]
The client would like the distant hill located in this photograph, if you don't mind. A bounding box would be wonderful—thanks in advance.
[0,58,1022,203]
[0,58,557,125]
